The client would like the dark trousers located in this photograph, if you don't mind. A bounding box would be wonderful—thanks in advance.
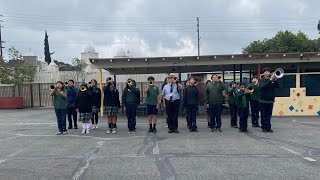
[250,100,260,126]
[187,105,197,130]
[126,103,137,131]
[239,108,249,131]
[260,102,274,130]
[92,113,99,124]
[166,100,179,130]
[67,107,77,128]
[209,103,222,129]
[55,109,67,132]
[229,104,238,126]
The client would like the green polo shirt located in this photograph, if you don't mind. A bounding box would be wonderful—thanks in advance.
[53,89,67,109]
[249,83,260,101]
[146,85,160,105]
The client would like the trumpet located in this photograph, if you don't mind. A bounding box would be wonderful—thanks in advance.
[50,85,55,90]
[148,81,153,85]
[80,86,87,92]
[107,77,112,83]
[246,85,254,93]
[65,82,68,86]
[88,82,92,85]
[127,80,133,86]
[271,68,284,80]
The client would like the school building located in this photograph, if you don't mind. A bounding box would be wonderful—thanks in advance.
[90,52,320,117]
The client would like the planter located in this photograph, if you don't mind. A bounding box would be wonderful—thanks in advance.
[0,97,24,109]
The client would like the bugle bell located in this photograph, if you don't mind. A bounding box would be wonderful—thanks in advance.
[271,68,284,79]
[50,85,55,90]
[246,85,254,93]
[80,85,87,92]
[148,81,153,85]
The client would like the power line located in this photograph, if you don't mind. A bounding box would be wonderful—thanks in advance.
[197,17,200,56]
[0,14,5,57]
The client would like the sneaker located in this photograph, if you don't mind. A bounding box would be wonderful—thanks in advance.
[95,125,99,129]
[174,129,179,133]
[262,129,268,133]
[153,128,157,133]
[81,129,86,134]
[194,129,198,132]
[62,131,68,135]
[106,129,112,134]
[148,128,153,133]
[68,126,72,129]
[234,126,238,128]
[131,130,136,133]
[57,131,63,135]
[216,128,222,132]
[211,128,216,132]
[189,129,193,132]
[92,125,96,130]
[86,129,90,134]
[168,129,173,133]
[268,129,274,133]
[74,126,78,129]
[112,129,117,134]
[128,131,132,133]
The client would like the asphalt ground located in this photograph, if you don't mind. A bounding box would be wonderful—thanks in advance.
[0,108,319,180]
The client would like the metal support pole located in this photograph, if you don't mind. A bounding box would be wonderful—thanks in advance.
[99,68,104,117]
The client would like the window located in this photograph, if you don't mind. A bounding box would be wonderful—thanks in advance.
[275,75,296,97]
[300,74,320,96]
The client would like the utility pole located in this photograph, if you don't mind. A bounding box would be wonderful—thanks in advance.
[0,14,5,58]
[197,17,200,56]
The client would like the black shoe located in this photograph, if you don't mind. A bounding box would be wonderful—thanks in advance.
[268,129,274,133]
[174,129,180,133]
[216,128,222,132]
[153,128,157,133]
[189,129,193,132]
[168,129,173,133]
[239,129,244,132]
[262,129,268,132]
[74,126,78,129]
[194,129,198,132]
[68,126,72,129]
[234,126,238,128]
[252,125,260,128]
[207,123,211,128]
[148,128,153,133]
[211,128,216,132]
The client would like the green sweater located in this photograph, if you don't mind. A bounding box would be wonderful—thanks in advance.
[122,86,140,105]
[236,90,250,109]
[204,81,226,104]
[249,83,260,101]
[228,87,237,105]
[53,89,67,109]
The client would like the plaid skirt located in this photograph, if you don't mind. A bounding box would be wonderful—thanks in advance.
[104,106,119,116]
[79,112,92,123]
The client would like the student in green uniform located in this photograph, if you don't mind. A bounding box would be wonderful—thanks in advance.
[236,82,252,132]
[249,76,260,127]
[145,76,160,133]
[228,81,238,128]
[50,81,68,135]
[204,74,227,132]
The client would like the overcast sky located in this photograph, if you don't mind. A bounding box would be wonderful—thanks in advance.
[0,0,319,63]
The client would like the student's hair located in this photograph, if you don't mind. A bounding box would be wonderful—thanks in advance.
[91,79,97,84]
[206,80,211,85]
[188,77,196,81]
[239,82,247,87]
[252,76,259,80]
[68,80,74,84]
[211,74,218,79]
[262,68,271,73]
[229,81,236,87]
[147,76,155,81]
[56,81,65,90]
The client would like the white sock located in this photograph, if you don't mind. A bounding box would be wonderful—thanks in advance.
[86,123,90,130]
[82,123,86,129]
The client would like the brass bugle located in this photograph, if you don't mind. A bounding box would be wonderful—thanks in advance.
[271,68,284,79]
[246,85,254,93]
[80,86,87,92]
[50,85,55,90]
[65,82,68,86]
[88,82,92,85]
[127,80,132,84]
[148,81,153,85]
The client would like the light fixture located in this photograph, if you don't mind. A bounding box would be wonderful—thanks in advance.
[162,58,165,60]
[231,55,234,58]
[318,53,320,56]
[214,56,217,59]
[128,59,131,62]
[266,54,269,57]
[248,55,251,58]
[91,59,95,63]
[145,58,148,61]
[197,57,200,60]
[283,54,286,57]
[300,54,303,57]
[179,57,182,60]
[110,59,113,62]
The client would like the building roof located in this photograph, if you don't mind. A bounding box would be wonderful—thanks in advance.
[83,45,96,53]
[90,52,320,75]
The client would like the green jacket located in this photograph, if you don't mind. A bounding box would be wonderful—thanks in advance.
[53,89,67,109]
[122,86,140,105]
[249,83,260,101]
[204,81,226,104]
[236,90,250,109]
[228,87,237,105]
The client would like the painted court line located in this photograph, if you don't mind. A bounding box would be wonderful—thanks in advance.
[153,138,160,155]
[279,146,316,162]
[303,157,317,162]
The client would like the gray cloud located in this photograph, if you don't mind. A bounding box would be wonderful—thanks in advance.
[0,0,319,63]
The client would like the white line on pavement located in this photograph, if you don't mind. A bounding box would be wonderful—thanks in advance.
[279,146,317,162]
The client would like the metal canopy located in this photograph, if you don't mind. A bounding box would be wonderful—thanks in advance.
[90,52,320,75]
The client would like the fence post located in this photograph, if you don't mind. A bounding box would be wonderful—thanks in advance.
[39,83,42,107]
[30,83,34,107]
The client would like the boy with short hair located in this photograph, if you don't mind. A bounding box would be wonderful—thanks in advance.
[183,77,199,132]
[228,81,238,128]
[145,76,160,133]
[249,76,260,127]
[236,83,251,132]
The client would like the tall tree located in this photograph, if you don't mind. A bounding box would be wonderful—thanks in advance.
[242,31,320,54]
[0,47,36,97]
[44,30,53,65]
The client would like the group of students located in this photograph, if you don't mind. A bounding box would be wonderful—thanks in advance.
[51,67,279,135]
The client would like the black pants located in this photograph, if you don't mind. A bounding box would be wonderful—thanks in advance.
[229,104,238,126]
[67,107,77,128]
[209,103,222,129]
[260,102,274,130]
[92,113,99,124]
[239,108,249,131]
[166,100,179,130]
[126,103,137,131]
[187,105,197,130]
[250,100,260,126]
